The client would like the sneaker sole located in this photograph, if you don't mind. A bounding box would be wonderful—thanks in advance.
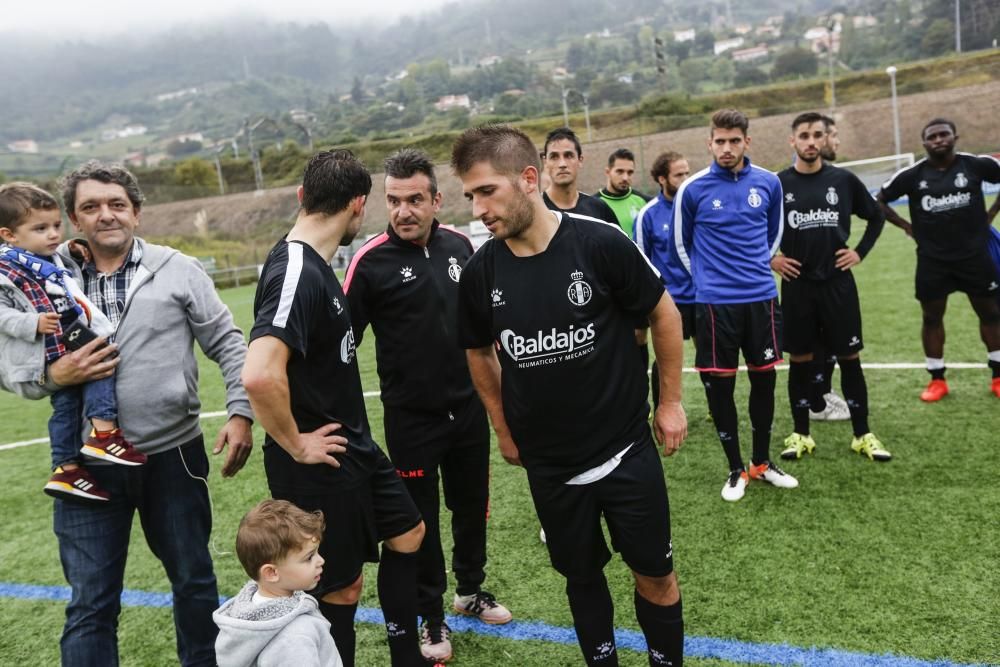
[452,605,513,625]
[43,482,109,502]
[419,648,453,662]
[852,448,892,462]
[80,445,147,466]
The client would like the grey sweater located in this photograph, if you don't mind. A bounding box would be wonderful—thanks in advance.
[214,581,342,667]
[0,239,252,454]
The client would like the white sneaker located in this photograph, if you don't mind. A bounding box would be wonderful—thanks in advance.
[749,460,799,488]
[419,620,452,662]
[721,469,749,502]
[453,591,513,625]
[809,392,850,421]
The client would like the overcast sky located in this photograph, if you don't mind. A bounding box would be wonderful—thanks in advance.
[0,0,454,37]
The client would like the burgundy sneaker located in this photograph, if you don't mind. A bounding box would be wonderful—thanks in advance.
[44,466,110,503]
[81,429,147,466]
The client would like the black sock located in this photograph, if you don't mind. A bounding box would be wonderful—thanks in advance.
[566,575,619,666]
[839,358,870,437]
[705,375,742,471]
[698,372,713,415]
[748,370,776,466]
[809,359,827,412]
[319,599,358,667]
[788,361,811,436]
[634,590,683,667]
[377,547,422,666]
[929,367,946,381]
[822,356,836,395]
[989,359,1000,379]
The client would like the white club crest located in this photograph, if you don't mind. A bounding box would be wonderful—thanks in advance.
[567,269,592,306]
[447,256,462,282]
[954,172,968,188]
[825,187,839,205]
[747,188,763,208]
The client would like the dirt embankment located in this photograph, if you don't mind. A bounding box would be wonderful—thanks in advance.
[138,80,1000,239]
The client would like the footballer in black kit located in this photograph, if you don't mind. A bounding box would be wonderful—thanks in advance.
[541,127,619,226]
[243,150,425,667]
[344,149,510,663]
[773,112,891,463]
[453,124,688,667]
[878,118,1000,400]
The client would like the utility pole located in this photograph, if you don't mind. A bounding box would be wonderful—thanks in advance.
[886,66,901,168]
[827,19,837,112]
[581,92,592,142]
[561,86,570,127]
[955,0,962,53]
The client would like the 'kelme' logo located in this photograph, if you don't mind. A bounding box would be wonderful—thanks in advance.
[400,266,416,283]
[491,289,505,307]
[566,270,592,306]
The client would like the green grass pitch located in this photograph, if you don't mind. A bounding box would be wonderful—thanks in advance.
[0,214,997,666]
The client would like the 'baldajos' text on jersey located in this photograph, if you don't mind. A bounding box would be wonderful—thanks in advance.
[674,157,783,304]
[250,240,378,494]
[457,212,664,481]
[778,162,885,281]
[880,153,1000,260]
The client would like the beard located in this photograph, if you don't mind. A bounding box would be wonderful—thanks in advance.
[493,187,535,241]
[819,146,837,161]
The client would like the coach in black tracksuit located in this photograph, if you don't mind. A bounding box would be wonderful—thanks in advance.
[344,150,510,663]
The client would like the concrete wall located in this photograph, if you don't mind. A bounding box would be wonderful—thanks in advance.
[138,80,1000,239]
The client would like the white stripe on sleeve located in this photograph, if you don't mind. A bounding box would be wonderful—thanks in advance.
[272,242,304,328]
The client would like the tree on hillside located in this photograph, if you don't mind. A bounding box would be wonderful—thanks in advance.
[351,76,364,105]
[771,48,818,79]
[921,19,954,56]
[173,159,216,191]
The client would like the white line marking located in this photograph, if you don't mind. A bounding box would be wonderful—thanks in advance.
[0,367,986,452]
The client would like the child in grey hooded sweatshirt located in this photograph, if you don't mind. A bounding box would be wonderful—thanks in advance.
[214,499,343,667]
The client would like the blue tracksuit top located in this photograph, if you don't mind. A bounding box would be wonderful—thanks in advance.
[674,156,783,304]
[989,226,1000,279]
[634,192,695,304]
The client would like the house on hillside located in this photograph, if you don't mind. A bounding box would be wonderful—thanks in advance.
[731,45,769,63]
[435,95,471,112]
[7,140,38,154]
[674,28,695,42]
[805,24,841,53]
[714,37,745,55]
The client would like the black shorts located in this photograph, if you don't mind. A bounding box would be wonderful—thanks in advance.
[272,447,422,596]
[382,395,490,472]
[781,272,864,357]
[695,299,783,372]
[915,251,999,302]
[527,437,674,581]
[676,302,696,341]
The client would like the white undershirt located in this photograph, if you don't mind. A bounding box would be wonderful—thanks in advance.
[565,443,634,486]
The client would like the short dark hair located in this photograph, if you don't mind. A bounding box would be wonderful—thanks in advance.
[236,499,325,580]
[607,148,636,167]
[451,124,541,178]
[820,114,836,130]
[384,148,438,197]
[301,149,372,216]
[0,182,60,230]
[61,161,144,214]
[791,112,826,131]
[650,151,685,182]
[543,127,582,158]
[922,118,956,139]
[710,109,749,136]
